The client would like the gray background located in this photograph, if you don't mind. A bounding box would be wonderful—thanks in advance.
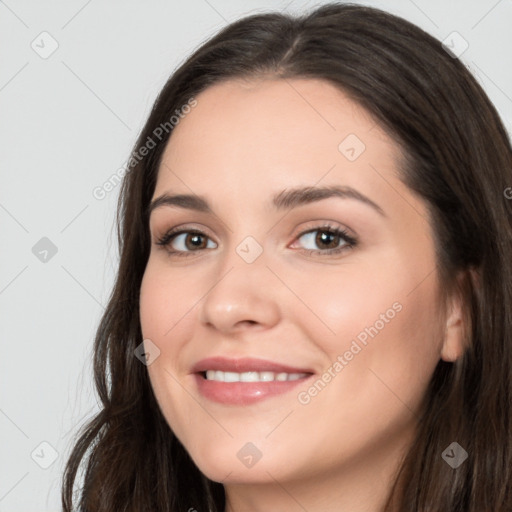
[1,0,511,510]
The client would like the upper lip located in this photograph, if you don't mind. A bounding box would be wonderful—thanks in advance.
[191,357,315,374]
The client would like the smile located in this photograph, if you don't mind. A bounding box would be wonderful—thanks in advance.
[204,370,310,382]
[194,373,315,405]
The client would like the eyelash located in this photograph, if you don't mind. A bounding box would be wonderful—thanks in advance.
[155,223,357,259]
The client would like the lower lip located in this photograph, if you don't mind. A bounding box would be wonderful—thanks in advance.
[193,373,314,405]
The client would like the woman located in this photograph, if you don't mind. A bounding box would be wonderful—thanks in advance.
[62,3,512,511]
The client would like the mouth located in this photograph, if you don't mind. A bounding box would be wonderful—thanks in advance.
[191,357,315,405]
[201,370,311,382]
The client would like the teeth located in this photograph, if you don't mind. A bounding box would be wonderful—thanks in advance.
[204,370,309,382]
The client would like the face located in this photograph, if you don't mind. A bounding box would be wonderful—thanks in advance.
[139,78,461,488]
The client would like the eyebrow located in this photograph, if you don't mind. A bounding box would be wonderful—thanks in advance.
[147,185,386,218]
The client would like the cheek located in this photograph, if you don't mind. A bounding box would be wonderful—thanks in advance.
[139,271,167,341]
[284,274,442,466]
[139,260,200,341]
[139,261,208,441]
[287,255,442,405]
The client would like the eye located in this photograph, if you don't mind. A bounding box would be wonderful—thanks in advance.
[291,224,357,256]
[155,228,217,258]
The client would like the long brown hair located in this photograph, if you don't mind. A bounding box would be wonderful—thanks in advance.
[62,3,512,510]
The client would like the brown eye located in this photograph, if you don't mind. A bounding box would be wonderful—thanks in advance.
[314,230,342,250]
[156,229,217,257]
[181,233,208,250]
[295,226,357,255]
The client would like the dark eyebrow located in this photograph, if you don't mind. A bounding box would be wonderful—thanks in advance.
[147,185,386,217]
[272,185,385,216]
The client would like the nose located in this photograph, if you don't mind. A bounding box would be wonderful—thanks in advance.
[199,246,281,334]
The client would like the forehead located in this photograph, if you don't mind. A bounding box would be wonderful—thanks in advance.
[154,78,403,204]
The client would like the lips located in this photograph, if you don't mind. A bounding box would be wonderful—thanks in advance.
[191,356,315,405]
[191,356,314,375]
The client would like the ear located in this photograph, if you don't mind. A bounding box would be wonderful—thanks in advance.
[440,269,474,363]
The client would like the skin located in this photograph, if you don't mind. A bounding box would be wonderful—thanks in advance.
[139,78,465,512]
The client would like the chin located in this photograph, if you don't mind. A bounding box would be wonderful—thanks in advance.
[186,445,291,484]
